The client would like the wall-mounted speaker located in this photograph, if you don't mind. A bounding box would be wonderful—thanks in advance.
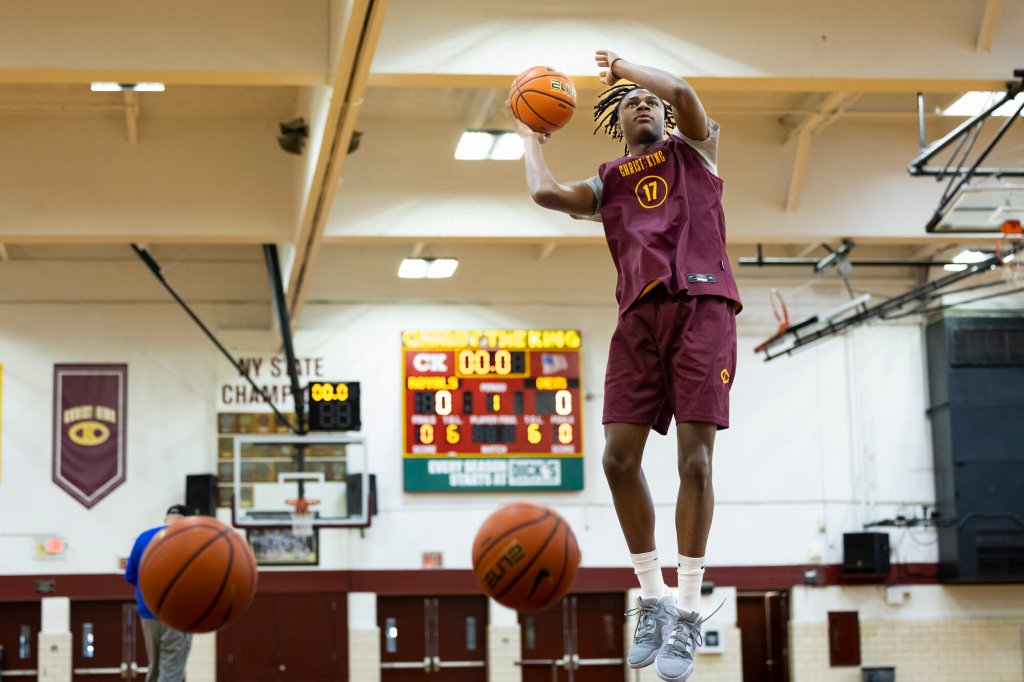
[185,474,218,517]
[842,532,891,575]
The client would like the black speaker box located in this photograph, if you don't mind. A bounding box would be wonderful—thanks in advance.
[843,532,891,575]
[185,473,218,517]
[345,473,377,518]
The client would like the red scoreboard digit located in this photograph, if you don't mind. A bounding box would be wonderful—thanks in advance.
[402,330,584,492]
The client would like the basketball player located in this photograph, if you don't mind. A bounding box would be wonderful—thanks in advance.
[125,504,193,682]
[512,50,740,681]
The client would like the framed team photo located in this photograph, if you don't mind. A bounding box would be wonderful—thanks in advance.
[246,528,319,567]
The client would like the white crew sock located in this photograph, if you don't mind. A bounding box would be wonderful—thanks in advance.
[677,554,705,613]
[630,550,669,599]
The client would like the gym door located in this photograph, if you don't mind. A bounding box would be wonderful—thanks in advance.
[70,601,146,680]
[519,593,624,682]
[378,595,487,680]
[737,591,789,682]
[0,601,41,680]
[217,591,348,681]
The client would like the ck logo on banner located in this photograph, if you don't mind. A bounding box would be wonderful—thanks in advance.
[52,364,127,508]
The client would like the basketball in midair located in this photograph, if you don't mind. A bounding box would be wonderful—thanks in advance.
[139,517,258,633]
[509,66,577,135]
[472,502,581,612]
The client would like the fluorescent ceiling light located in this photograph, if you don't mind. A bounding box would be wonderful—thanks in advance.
[455,132,493,160]
[943,91,1024,117]
[454,130,524,160]
[489,134,525,160]
[425,258,459,278]
[398,257,459,279]
[943,249,989,272]
[90,82,165,92]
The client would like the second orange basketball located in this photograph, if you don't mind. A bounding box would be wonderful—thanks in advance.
[472,502,581,613]
[510,66,576,135]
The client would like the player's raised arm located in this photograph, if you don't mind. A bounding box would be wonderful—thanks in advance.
[511,111,598,217]
[595,49,709,141]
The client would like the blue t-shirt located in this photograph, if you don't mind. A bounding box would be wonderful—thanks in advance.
[124,525,165,619]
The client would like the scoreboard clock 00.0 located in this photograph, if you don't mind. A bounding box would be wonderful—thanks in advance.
[402,329,583,492]
[306,381,361,431]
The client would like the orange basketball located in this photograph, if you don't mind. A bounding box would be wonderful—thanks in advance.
[472,502,581,613]
[139,517,258,633]
[509,66,576,135]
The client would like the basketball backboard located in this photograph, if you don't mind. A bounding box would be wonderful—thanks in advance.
[930,185,1024,233]
[230,434,372,530]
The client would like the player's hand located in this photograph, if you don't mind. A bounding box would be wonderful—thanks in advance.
[595,49,622,85]
[506,100,550,144]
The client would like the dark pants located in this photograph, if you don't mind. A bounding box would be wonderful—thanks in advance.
[141,618,191,682]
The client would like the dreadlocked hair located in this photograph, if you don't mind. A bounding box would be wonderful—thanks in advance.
[593,83,676,146]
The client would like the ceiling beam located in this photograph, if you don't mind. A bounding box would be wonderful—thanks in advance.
[537,243,557,261]
[286,0,392,328]
[0,244,8,261]
[367,73,1009,95]
[0,69,324,87]
[977,0,1003,52]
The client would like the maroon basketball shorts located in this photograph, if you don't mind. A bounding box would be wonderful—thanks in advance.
[603,290,737,434]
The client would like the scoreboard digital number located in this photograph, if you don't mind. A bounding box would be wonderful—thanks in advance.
[402,330,583,492]
[306,381,361,431]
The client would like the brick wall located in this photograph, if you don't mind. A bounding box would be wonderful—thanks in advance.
[37,632,71,682]
[487,624,522,682]
[184,631,216,682]
[349,627,381,682]
[790,618,1024,682]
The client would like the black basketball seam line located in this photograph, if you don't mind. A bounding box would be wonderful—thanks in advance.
[211,534,252,631]
[521,89,576,110]
[154,527,234,616]
[494,516,562,600]
[186,530,236,632]
[512,80,576,116]
[514,72,569,92]
[513,73,557,91]
[474,507,551,559]
[475,508,550,557]
[139,521,224,576]
[541,527,576,605]
[539,528,569,605]
[513,88,562,129]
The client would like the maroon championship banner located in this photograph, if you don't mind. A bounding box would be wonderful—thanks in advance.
[52,364,127,508]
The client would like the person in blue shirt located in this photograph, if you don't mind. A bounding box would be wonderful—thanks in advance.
[125,504,192,682]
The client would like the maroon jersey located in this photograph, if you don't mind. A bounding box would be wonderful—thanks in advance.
[595,132,742,315]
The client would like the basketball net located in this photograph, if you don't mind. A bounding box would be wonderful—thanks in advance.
[285,498,319,538]
[996,220,1024,284]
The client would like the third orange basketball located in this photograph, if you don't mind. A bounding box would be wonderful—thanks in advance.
[510,66,576,135]
[472,502,581,613]
[139,517,258,633]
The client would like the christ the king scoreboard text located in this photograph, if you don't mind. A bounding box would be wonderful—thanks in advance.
[402,329,583,492]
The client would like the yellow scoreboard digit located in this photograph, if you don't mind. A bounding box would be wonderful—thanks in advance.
[401,330,583,492]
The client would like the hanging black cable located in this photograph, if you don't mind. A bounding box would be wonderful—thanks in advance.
[131,244,301,434]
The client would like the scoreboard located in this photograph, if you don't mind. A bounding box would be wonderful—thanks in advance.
[402,329,583,492]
